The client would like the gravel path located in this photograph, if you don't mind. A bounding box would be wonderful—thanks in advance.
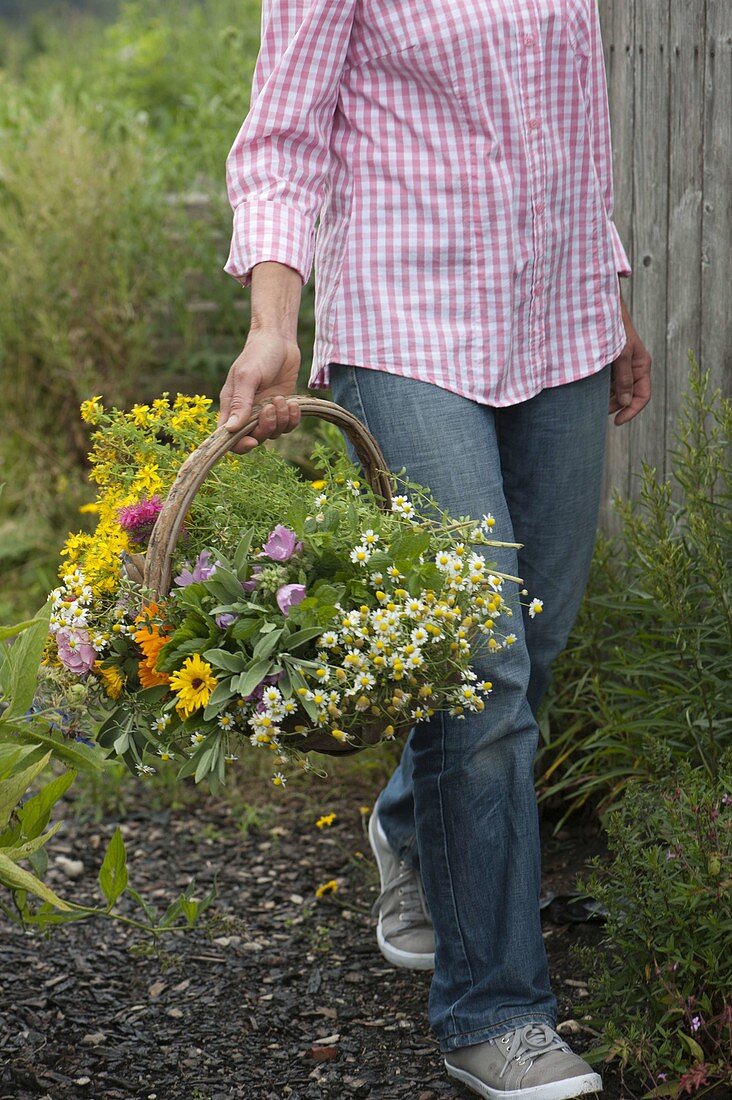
[1,780,635,1099]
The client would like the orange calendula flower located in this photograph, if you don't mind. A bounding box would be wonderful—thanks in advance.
[134,605,170,688]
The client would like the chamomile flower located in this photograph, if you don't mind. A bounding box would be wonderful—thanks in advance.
[350,545,372,565]
[218,712,236,731]
[136,763,156,776]
[503,633,517,647]
[528,598,544,618]
[190,731,206,745]
[361,529,379,546]
[481,513,496,531]
[272,772,287,787]
[370,571,385,587]
[392,495,416,519]
[157,747,175,761]
[319,630,339,648]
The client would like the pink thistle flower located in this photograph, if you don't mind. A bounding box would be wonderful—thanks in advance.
[56,628,97,676]
[118,496,163,545]
[262,525,303,562]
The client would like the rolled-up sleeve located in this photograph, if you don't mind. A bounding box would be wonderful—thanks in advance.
[585,3,632,278]
[224,0,357,288]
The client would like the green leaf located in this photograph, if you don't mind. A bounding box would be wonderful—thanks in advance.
[98,827,128,907]
[0,751,52,830]
[232,659,271,699]
[0,851,72,910]
[233,529,255,576]
[8,724,105,772]
[678,1032,705,1063]
[283,626,325,651]
[252,628,283,662]
[2,601,51,720]
[230,617,259,643]
[202,649,247,674]
[18,770,75,840]
[3,820,63,861]
[202,677,234,719]
[126,886,159,925]
[0,618,37,642]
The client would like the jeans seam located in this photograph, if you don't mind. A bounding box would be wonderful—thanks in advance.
[436,708,476,1035]
[345,365,374,439]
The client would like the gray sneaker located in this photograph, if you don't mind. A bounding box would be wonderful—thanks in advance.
[444,1023,602,1100]
[368,808,435,970]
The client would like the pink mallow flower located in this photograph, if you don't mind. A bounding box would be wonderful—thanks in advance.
[262,525,303,562]
[174,550,219,587]
[276,583,306,616]
[118,496,163,545]
[56,628,97,676]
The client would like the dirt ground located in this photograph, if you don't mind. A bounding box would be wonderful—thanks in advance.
[0,780,640,1100]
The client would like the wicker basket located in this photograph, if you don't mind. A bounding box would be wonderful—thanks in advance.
[125,395,402,757]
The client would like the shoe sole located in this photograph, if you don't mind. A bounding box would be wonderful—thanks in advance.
[368,810,436,971]
[444,1061,603,1100]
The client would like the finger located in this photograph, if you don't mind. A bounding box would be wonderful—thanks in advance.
[612,351,635,408]
[217,377,233,427]
[286,399,301,432]
[613,363,652,425]
[267,394,291,439]
[224,369,259,433]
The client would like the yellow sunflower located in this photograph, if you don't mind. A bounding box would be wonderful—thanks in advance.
[169,654,218,718]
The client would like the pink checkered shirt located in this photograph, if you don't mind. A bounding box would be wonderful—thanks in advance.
[224,0,631,407]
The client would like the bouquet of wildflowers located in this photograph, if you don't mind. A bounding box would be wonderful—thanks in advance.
[43,393,542,792]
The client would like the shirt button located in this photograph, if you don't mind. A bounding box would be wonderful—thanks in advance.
[535,202,545,215]
[523,34,535,47]
[528,118,541,131]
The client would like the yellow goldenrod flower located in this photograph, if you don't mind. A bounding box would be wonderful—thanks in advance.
[311,479,326,490]
[80,395,104,424]
[316,813,337,829]
[315,879,338,898]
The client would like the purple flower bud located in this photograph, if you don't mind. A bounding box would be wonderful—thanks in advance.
[276,583,307,616]
[690,1015,703,1033]
[174,550,219,587]
[117,496,163,545]
[262,525,303,562]
[242,565,263,592]
[215,613,237,630]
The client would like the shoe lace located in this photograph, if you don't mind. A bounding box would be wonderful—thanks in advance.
[370,860,431,929]
[498,1024,569,1076]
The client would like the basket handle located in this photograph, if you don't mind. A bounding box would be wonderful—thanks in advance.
[143,394,393,599]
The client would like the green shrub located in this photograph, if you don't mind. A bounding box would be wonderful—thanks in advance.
[580,751,732,1096]
[538,360,732,817]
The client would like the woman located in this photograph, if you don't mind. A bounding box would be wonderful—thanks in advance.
[218,3,652,1097]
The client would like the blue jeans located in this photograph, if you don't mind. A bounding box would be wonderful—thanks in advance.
[327,363,612,1053]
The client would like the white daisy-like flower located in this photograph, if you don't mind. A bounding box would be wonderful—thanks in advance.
[369,571,385,587]
[319,631,339,648]
[354,671,375,690]
[136,763,156,776]
[218,713,236,731]
[315,493,328,507]
[503,633,517,647]
[361,529,379,545]
[272,772,287,787]
[528,598,544,618]
[410,626,428,645]
[350,545,372,565]
[190,731,206,745]
[481,513,496,531]
[224,754,239,764]
[392,495,415,519]
[346,479,361,496]
[152,715,171,733]
[262,686,283,705]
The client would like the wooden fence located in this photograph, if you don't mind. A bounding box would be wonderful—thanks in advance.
[598,0,731,531]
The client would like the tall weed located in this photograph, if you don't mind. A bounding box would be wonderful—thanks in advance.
[538,361,731,818]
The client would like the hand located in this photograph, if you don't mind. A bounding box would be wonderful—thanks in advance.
[217,329,302,454]
[609,297,652,425]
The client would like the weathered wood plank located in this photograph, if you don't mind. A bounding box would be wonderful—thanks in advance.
[628,0,671,491]
[665,0,705,487]
[598,0,635,534]
[701,0,732,399]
